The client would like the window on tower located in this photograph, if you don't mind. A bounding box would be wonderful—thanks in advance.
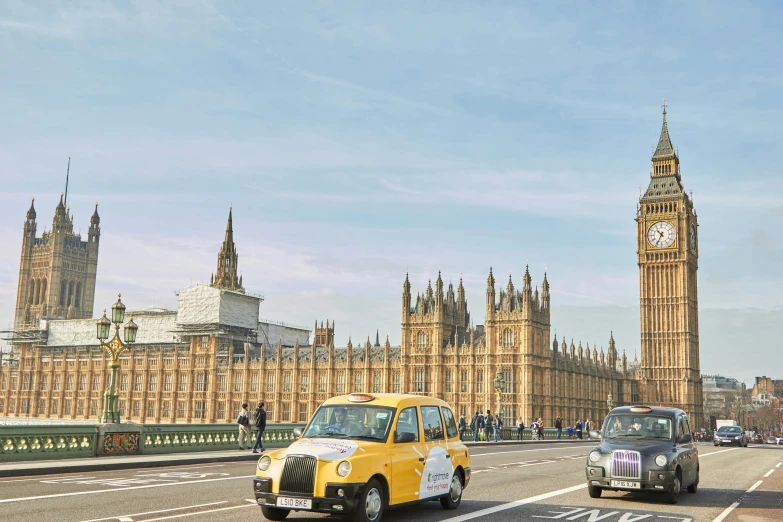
[417,331,427,351]
[503,329,513,349]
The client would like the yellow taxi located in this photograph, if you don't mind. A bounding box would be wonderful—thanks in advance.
[253,393,471,522]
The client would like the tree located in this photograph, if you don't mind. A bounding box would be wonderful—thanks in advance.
[753,406,780,433]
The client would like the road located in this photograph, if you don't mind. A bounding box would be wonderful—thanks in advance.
[0,443,781,522]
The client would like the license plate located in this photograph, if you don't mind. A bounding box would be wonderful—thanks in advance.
[611,480,640,489]
[276,497,312,509]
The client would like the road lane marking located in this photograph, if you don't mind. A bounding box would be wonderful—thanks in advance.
[776,462,782,468]
[712,502,739,522]
[80,502,230,522]
[763,468,775,478]
[746,480,763,493]
[0,475,96,484]
[440,483,586,521]
[0,474,255,504]
[699,447,740,458]
[472,446,592,457]
[144,503,255,520]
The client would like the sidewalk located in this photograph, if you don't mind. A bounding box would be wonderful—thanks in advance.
[0,438,589,477]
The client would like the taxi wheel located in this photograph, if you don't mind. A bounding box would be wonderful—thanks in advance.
[260,506,290,521]
[440,472,463,509]
[665,474,680,505]
[588,485,602,498]
[353,479,384,522]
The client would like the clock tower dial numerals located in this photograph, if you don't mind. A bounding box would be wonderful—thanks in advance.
[647,221,676,249]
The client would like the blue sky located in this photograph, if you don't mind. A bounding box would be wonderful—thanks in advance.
[0,1,781,385]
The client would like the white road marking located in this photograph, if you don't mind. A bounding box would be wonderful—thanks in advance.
[763,468,775,478]
[699,447,740,458]
[143,503,255,521]
[80,502,229,522]
[0,475,96,484]
[0,475,255,504]
[439,483,587,521]
[746,480,763,493]
[776,462,782,468]
[472,446,592,458]
[712,502,740,522]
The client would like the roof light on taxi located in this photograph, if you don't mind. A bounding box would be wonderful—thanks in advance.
[347,393,376,403]
[629,406,652,413]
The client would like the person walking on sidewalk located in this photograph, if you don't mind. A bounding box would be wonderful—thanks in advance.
[575,419,583,440]
[252,401,267,453]
[458,414,467,440]
[484,410,494,442]
[516,417,525,440]
[494,414,503,442]
[474,411,485,441]
[555,416,562,440]
[237,403,251,450]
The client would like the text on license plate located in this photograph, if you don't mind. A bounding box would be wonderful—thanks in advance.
[276,497,312,509]
[611,480,640,488]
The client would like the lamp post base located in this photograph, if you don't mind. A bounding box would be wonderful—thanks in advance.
[96,422,143,456]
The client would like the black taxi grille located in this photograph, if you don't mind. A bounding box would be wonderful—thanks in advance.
[279,456,316,495]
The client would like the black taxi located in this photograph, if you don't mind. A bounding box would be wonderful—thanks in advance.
[585,406,699,504]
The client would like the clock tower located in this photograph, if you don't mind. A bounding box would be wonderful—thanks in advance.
[636,101,703,428]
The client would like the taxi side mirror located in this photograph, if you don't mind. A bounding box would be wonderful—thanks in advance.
[293,427,304,439]
[589,429,602,440]
[677,433,692,444]
[395,431,416,443]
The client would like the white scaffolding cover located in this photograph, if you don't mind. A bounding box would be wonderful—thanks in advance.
[176,284,260,330]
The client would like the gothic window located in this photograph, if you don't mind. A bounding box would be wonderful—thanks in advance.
[476,370,484,393]
[234,374,243,393]
[179,375,188,392]
[164,374,172,391]
[196,373,207,392]
[41,375,48,391]
[54,375,61,391]
[162,401,171,418]
[74,283,81,308]
[37,399,46,415]
[417,331,427,351]
[354,372,363,393]
[0,375,6,390]
[503,329,514,349]
[461,370,468,392]
[146,401,155,417]
[22,375,31,391]
[201,336,209,349]
[282,403,290,421]
[217,402,225,419]
[218,374,226,392]
[177,401,186,418]
[445,370,453,392]
[79,375,86,391]
[299,403,308,422]
[133,375,141,392]
[283,373,291,392]
[60,281,66,305]
[300,372,308,393]
[631,382,640,404]
[76,400,84,416]
[502,370,515,393]
[51,400,58,415]
[64,400,72,415]
[194,402,205,419]
[251,374,259,392]
[414,368,427,393]
[318,372,327,393]
[67,281,74,306]
[392,372,400,394]
[40,279,46,304]
[93,375,101,391]
[266,373,274,392]
[373,372,382,393]
[336,373,345,393]
[149,375,157,392]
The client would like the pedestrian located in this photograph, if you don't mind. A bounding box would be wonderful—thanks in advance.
[567,424,574,439]
[495,414,503,442]
[531,419,540,440]
[475,411,485,441]
[575,419,583,440]
[516,417,525,441]
[237,403,251,450]
[252,401,267,453]
[586,419,592,440]
[485,410,494,442]
[537,418,545,440]
[458,414,467,440]
[555,416,562,440]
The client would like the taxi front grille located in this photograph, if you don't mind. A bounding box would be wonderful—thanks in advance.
[610,450,641,479]
[279,456,316,495]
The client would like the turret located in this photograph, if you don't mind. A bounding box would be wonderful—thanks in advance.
[403,272,411,316]
[607,331,618,370]
[541,272,550,311]
[24,198,36,240]
[486,267,496,315]
[552,334,559,359]
[88,203,100,244]
[375,330,380,348]
[457,277,465,307]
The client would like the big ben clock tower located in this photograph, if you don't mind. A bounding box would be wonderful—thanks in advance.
[637,100,703,428]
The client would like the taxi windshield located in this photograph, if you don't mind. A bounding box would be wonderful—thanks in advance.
[604,414,672,440]
[303,404,396,441]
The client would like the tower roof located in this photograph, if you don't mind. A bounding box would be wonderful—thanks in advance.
[91,203,100,224]
[27,198,36,220]
[653,99,676,159]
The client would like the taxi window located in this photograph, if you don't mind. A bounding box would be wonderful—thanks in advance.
[396,407,420,442]
[441,407,459,439]
[422,406,445,442]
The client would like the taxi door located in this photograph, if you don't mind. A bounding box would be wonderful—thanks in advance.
[388,406,426,505]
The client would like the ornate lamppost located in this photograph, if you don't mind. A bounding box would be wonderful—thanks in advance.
[97,294,138,423]
[607,393,614,412]
[493,371,506,419]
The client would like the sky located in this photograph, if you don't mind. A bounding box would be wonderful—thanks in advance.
[0,1,781,386]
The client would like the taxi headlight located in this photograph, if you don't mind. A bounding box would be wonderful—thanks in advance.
[588,451,602,463]
[337,460,352,477]
[655,454,668,467]
[258,456,271,471]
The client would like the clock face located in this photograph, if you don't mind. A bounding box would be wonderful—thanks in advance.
[647,221,676,248]
[690,224,697,251]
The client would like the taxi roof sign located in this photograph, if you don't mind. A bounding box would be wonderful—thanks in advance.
[347,393,376,403]
[629,406,653,413]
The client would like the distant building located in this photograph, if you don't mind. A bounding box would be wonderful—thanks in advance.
[703,374,745,393]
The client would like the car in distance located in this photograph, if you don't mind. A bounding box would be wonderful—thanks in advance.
[253,393,471,522]
[767,436,777,444]
[713,426,747,447]
[585,405,699,505]
[777,435,783,445]
[751,434,763,444]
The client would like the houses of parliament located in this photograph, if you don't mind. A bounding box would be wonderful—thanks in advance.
[0,106,704,428]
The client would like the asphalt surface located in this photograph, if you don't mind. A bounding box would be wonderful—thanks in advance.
[1,442,781,522]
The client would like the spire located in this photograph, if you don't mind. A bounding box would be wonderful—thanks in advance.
[211,206,244,293]
[64,157,71,208]
[26,198,36,221]
[225,206,234,244]
[487,267,495,288]
[90,203,100,224]
[653,98,675,158]
[375,330,380,347]
[523,264,532,291]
